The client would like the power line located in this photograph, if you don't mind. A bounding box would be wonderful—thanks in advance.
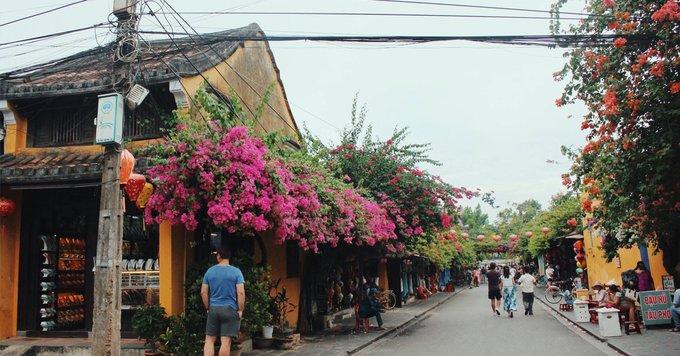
[152,10,587,21]
[0,0,92,28]
[0,23,112,48]
[156,0,301,136]
[135,31,652,48]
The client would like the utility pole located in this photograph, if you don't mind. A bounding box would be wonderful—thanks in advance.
[92,1,138,354]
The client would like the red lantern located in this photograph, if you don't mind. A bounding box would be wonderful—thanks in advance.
[461,232,470,239]
[0,196,16,217]
[455,244,462,252]
[125,173,146,201]
[0,196,16,239]
[576,252,586,261]
[476,235,485,241]
[509,234,518,241]
[525,231,533,238]
[493,235,501,242]
[120,149,135,185]
[573,240,584,251]
[542,227,550,234]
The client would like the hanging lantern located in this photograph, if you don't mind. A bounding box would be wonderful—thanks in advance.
[509,234,518,241]
[580,259,587,268]
[120,149,136,185]
[476,235,485,241]
[125,173,146,201]
[0,196,16,239]
[461,232,470,239]
[493,235,501,242]
[0,196,16,217]
[576,252,586,261]
[452,236,459,243]
[136,182,154,209]
[525,231,533,238]
[573,240,584,251]
[541,227,550,234]
[576,261,583,268]
[455,244,462,252]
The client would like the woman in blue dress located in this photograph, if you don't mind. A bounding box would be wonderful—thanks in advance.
[501,266,517,317]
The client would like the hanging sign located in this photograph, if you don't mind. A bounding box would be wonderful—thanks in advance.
[662,275,675,291]
[96,93,124,145]
[639,290,672,326]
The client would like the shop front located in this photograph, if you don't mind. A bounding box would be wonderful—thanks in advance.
[10,184,161,338]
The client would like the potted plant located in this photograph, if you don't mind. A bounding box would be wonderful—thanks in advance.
[270,283,297,350]
[132,304,170,355]
[232,253,275,349]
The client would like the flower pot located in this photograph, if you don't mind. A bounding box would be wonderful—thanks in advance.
[253,337,274,349]
[262,325,274,339]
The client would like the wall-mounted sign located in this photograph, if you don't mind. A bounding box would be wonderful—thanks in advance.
[662,275,675,291]
[639,290,672,326]
[96,93,124,145]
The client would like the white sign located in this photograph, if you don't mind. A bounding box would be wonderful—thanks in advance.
[96,93,124,145]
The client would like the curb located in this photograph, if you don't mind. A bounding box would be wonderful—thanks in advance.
[535,296,632,356]
[347,288,464,355]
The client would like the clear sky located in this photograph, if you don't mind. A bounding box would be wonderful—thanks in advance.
[0,0,589,221]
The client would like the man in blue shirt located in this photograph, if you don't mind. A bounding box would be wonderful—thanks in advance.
[201,246,246,355]
[671,283,680,332]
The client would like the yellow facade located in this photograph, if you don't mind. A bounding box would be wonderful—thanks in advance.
[0,35,299,338]
[583,228,669,289]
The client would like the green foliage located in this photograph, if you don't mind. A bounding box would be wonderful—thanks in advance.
[415,235,458,270]
[232,252,274,336]
[132,304,170,352]
[553,0,680,261]
[269,281,296,336]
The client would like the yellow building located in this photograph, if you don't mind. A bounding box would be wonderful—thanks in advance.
[583,228,669,290]
[0,23,302,339]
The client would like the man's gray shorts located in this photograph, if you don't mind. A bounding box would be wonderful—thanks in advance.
[206,306,240,337]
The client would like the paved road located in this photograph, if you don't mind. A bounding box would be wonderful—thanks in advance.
[359,286,619,356]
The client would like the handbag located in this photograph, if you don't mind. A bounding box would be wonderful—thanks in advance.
[624,288,638,301]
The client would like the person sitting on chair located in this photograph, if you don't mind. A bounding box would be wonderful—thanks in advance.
[359,288,385,329]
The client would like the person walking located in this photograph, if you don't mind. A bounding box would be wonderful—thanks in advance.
[201,246,246,356]
[480,266,487,284]
[518,267,537,316]
[501,266,517,318]
[473,268,481,287]
[486,262,502,316]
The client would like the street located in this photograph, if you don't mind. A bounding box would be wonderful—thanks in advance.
[359,286,618,356]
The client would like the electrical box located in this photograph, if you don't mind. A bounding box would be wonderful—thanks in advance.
[96,93,124,145]
[113,0,136,18]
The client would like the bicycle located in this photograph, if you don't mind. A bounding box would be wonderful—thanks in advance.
[544,280,573,304]
[378,289,397,310]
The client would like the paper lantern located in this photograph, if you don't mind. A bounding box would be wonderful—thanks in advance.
[0,196,16,238]
[576,252,586,261]
[476,235,485,241]
[493,235,501,242]
[136,182,154,209]
[525,231,533,238]
[455,244,462,252]
[542,227,550,234]
[461,232,470,239]
[0,196,16,217]
[576,261,583,268]
[125,173,146,201]
[509,234,519,241]
[573,240,584,251]
[120,149,136,185]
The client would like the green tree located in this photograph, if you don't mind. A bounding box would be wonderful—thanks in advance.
[553,0,680,275]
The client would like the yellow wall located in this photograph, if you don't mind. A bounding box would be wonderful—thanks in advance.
[584,228,669,289]
[0,189,21,339]
[254,232,301,328]
[179,40,298,139]
[159,223,190,315]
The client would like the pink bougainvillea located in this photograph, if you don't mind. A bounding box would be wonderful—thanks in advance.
[145,123,397,252]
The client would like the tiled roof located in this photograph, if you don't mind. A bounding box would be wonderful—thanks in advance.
[0,152,151,184]
[0,23,262,99]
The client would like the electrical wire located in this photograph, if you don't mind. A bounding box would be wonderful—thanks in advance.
[0,0,92,28]
[0,23,112,48]
[156,0,300,135]
[366,0,602,18]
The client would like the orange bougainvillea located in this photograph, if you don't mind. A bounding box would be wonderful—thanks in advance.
[554,0,680,262]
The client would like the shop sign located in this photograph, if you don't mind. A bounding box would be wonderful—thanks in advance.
[639,290,672,326]
[662,275,675,291]
[96,93,124,145]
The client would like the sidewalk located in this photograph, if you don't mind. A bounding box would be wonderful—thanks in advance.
[535,288,680,356]
[245,288,464,355]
